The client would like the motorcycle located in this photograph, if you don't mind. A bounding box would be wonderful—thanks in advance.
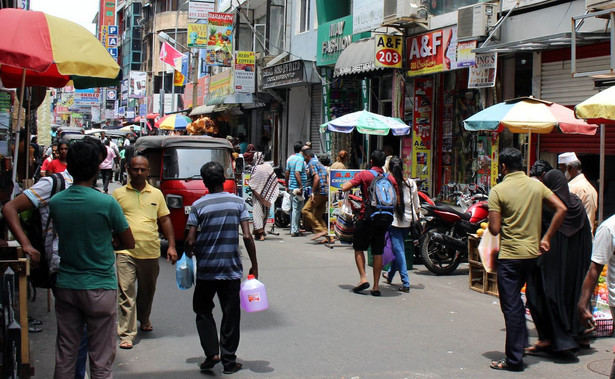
[419,190,489,275]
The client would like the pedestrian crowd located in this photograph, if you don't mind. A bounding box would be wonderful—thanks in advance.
[2,133,614,377]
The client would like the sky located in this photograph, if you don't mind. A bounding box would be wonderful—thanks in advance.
[30,0,99,35]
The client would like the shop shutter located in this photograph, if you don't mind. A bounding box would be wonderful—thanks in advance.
[539,128,615,155]
[310,84,322,154]
[540,55,608,106]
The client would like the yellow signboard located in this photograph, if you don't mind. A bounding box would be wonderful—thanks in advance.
[374,35,402,69]
[188,24,208,47]
[236,51,255,65]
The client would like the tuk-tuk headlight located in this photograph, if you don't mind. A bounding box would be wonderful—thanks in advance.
[166,194,183,209]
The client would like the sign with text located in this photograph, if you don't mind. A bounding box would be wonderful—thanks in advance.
[205,12,234,66]
[129,71,146,98]
[208,69,232,99]
[374,35,402,69]
[456,40,477,67]
[188,24,208,47]
[189,0,215,20]
[234,51,255,93]
[407,26,457,76]
[353,0,383,34]
[412,77,433,192]
[468,53,497,88]
[261,60,305,89]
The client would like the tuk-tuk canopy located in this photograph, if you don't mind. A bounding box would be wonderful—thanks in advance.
[135,135,233,152]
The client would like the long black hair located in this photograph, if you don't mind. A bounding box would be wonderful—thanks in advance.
[388,156,405,220]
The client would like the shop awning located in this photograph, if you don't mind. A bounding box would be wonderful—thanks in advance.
[206,93,257,106]
[334,38,385,78]
[473,32,610,55]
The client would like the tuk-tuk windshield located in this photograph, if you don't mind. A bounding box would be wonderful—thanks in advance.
[163,147,233,180]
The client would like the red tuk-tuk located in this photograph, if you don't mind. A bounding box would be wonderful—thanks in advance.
[135,135,236,243]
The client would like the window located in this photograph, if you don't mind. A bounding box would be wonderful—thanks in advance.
[299,0,310,33]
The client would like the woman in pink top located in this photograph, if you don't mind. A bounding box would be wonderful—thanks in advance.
[99,139,116,193]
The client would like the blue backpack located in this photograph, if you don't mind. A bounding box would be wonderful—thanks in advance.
[365,170,396,227]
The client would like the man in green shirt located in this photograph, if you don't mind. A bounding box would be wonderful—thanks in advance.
[50,139,134,378]
[487,147,566,372]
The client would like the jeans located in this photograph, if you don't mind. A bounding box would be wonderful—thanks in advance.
[290,192,304,234]
[387,227,410,288]
[101,168,113,193]
[75,327,87,379]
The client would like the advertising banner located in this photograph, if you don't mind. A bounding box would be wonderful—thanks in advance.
[468,53,497,88]
[412,77,433,192]
[129,71,146,98]
[208,69,232,99]
[353,0,383,34]
[73,89,100,106]
[375,35,402,69]
[456,40,477,67]
[407,26,457,77]
[205,12,234,66]
[188,24,208,47]
[189,0,215,20]
[328,170,362,238]
[234,51,255,93]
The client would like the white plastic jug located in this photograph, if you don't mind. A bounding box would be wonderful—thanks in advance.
[240,274,269,312]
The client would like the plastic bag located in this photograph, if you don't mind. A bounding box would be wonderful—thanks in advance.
[176,253,194,290]
[382,232,395,266]
[281,191,291,214]
[335,197,357,244]
[478,229,500,273]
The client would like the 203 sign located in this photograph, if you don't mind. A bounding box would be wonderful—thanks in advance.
[376,49,401,66]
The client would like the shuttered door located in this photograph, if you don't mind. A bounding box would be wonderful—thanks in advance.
[310,84,322,154]
[540,55,608,106]
[539,128,615,155]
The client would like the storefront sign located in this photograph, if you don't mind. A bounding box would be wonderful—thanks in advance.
[490,134,499,188]
[328,170,362,237]
[73,89,100,106]
[407,26,458,77]
[468,53,497,88]
[412,77,433,192]
[375,35,402,69]
[353,0,383,34]
[129,71,146,98]
[188,24,208,47]
[361,79,369,110]
[189,0,214,20]
[234,51,255,93]
[208,69,232,99]
[456,40,477,67]
[262,60,304,89]
[98,2,115,40]
[184,83,194,108]
[205,12,234,66]
[199,75,210,105]
[317,16,354,66]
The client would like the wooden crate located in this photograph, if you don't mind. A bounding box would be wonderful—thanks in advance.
[485,271,499,297]
[469,262,485,294]
[468,235,481,265]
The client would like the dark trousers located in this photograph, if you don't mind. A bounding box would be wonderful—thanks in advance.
[193,279,241,368]
[497,258,536,368]
[101,169,113,193]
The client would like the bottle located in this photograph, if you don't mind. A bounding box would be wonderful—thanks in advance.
[240,275,269,312]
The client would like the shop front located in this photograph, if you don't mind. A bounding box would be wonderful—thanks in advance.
[406,26,498,198]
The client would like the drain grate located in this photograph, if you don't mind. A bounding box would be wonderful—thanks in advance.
[587,359,612,376]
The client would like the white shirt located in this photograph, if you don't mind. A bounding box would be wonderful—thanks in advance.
[590,215,615,306]
[391,178,421,228]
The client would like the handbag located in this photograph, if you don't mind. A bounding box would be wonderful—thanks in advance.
[334,196,357,244]
[478,229,500,273]
[382,231,395,266]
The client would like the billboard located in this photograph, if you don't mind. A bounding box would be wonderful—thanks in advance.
[205,12,234,66]
[234,51,255,94]
[129,71,147,98]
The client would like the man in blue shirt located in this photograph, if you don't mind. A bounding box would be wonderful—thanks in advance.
[186,161,258,374]
[285,141,307,236]
[301,149,329,242]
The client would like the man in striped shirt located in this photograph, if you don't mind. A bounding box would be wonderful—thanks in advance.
[186,161,258,374]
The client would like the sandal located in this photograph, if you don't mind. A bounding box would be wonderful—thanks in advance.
[119,340,133,349]
[382,272,391,284]
[490,359,523,372]
[524,343,552,356]
[140,321,153,332]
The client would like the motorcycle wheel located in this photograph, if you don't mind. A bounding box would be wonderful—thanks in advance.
[420,226,462,275]
[275,209,290,228]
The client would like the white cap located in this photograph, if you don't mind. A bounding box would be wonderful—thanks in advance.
[558,152,579,164]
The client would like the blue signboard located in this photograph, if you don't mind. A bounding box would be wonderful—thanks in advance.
[108,48,118,58]
[139,104,147,117]
[108,25,118,35]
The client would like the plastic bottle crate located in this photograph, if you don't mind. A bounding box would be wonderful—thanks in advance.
[594,318,614,337]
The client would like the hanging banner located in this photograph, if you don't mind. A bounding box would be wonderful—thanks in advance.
[468,53,498,88]
[129,71,146,98]
[407,26,457,77]
[457,40,477,67]
[188,24,208,47]
[412,77,433,192]
[206,12,234,66]
[374,35,402,69]
[234,51,255,93]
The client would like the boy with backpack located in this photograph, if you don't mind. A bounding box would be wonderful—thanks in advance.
[341,150,398,297]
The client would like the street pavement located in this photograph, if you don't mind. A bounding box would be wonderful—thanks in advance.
[25,191,615,378]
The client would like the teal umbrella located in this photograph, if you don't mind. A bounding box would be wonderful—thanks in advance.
[320,110,410,136]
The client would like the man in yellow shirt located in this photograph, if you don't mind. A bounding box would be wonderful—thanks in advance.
[112,156,178,349]
[488,148,566,372]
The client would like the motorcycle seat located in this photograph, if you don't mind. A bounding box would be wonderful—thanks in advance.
[431,205,471,220]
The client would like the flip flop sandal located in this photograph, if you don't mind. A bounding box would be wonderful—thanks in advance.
[119,340,133,349]
[140,322,153,332]
[352,282,370,293]
[490,359,523,372]
[523,343,552,356]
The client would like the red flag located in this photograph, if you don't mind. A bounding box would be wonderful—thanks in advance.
[159,42,183,71]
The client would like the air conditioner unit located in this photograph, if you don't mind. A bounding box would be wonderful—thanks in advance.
[586,0,615,10]
[457,3,498,40]
[383,0,429,23]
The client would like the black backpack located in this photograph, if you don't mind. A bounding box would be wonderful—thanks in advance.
[365,170,397,227]
[22,173,65,288]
